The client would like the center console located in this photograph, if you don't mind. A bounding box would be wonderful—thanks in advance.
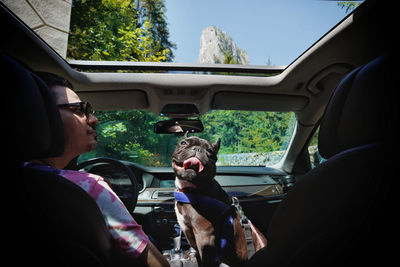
[152,205,199,266]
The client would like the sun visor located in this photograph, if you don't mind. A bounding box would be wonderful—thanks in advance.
[211,92,308,112]
[78,90,148,110]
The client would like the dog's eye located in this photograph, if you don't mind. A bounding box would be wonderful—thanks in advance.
[180,140,187,145]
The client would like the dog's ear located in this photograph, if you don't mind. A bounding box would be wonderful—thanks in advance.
[184,131,189,138]
[213,138,221,154]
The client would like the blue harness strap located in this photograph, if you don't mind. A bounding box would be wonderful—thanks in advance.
[174,191,234,263]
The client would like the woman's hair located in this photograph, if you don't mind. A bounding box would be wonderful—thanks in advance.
[34,72,74,91]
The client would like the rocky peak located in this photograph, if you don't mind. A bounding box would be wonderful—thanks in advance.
[198,26,249,65]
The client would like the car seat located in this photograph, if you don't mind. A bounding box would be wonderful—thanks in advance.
[3,54,126,266]
[246,54,399,266]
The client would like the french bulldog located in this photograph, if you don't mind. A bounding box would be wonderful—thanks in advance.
[172,135,267,267]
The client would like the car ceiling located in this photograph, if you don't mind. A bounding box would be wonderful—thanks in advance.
[0,0,395,173]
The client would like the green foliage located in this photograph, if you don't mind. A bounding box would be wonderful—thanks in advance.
[222,51,239,65]
[79,110,296,167]
[337,1,362,13]
[67,0,173,62]
[80,110,177,166]
[213,43,240,65]
[198,110,295,154]
[137,0,176,61]
[310,127,319,147]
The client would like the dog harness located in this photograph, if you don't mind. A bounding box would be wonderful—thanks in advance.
[174,191,257,262]
[174,191,234,262]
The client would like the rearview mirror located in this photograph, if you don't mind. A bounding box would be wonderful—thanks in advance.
[154,119,204,134]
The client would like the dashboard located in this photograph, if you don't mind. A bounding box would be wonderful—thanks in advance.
[87,161,292,252]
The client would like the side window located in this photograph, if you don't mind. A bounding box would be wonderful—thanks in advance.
[308,127,326,168]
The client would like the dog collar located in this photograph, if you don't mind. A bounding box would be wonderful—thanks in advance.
[174,191,234,263]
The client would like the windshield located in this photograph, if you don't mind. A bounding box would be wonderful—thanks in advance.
[78,110,296,167]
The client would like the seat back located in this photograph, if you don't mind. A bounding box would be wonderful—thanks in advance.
[246,54,399,266]
[3,54,116,266]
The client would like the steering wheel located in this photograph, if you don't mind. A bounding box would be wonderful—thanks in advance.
[74,157,139,212]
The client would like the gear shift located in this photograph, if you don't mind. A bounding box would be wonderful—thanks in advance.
[169,224,183,267]
[173,223,182,252]
[166,224,198,266]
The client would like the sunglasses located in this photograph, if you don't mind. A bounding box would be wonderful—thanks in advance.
[57,102,95,118]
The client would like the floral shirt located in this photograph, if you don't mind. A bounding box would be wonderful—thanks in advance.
[24,162,148,260]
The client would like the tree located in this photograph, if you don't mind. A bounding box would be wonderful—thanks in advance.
[67,0,173,62]
[82,110,174,166]
[222,51,239,65]
[198,110,295,154]
[136,0,176,61]
[337,1,362,13]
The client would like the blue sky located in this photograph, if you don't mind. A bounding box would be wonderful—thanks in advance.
[164,0,353,66]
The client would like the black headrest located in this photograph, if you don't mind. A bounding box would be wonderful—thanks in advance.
[3,54,65,161]
[319,54,397,159]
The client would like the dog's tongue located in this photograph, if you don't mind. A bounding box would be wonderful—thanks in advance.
[183,157,204,172]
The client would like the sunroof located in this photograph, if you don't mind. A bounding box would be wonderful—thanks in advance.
[165,0,363,66]
[2,0,363,67]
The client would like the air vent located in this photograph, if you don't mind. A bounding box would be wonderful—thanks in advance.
[163,89,173,95]
[177,88,185,95]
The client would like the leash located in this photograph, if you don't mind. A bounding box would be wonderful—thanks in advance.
[232,197,256,259]
[174,192,257,261]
